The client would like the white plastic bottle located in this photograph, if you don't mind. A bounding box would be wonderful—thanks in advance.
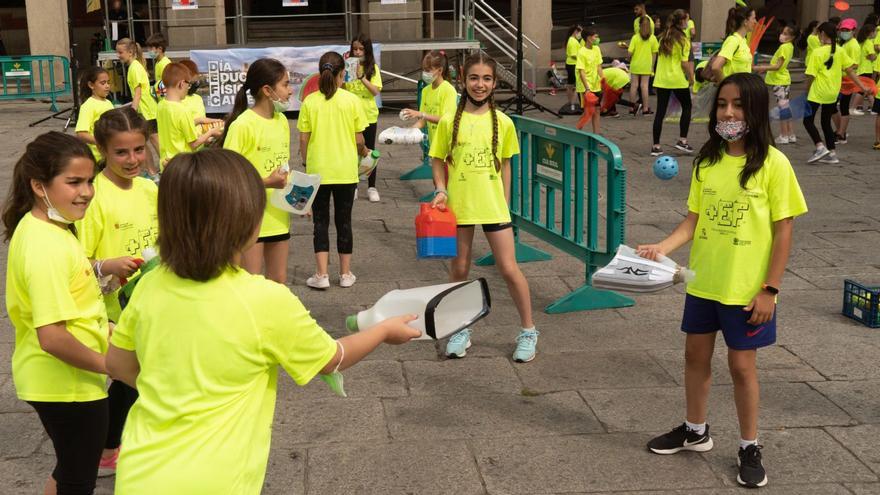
[358,149,381,178]
[345,279,491,340]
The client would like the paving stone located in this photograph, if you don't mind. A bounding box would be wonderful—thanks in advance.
[307,441,485,494]
[273,397,388,447]
[785,342,880,380]
[810,380,880,424]
[586,484,853,495]
[471,433,719,493]
[385,391,603,441]
[516,350,676,393]
[0,455,60,494]
[0,412,44,458]
[0,375,31,413]
[825,425,880,475]
[703,428,878,487]
[283,360,408,399]
[648,346,826,385]
[403,357,522,396]
[846,483,880,495]
[262,448,305,495]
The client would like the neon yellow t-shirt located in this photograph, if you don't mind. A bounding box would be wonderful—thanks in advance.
[858,39,875,75]
[566,36,581,65]
[603,67,630,90]
[840,39,860,71]
[182,94,207,120]
[806,45,854,104]
[806,34,820,64]
[297,88,366,185]
[765,42,793,86]
[6,213,109,402]
[75,96,114,163]
[686,148,807,306]
[157,99,198,167]
[153,56,170,94]
[77,173,158,322]
[693,60,709,94]
[224,109,291,238]
[628,34,659,75]
[419,80,458,143]
[685,19,695,44]
[575,45,602,93]
[718,32,752,78]
[127,60,157,120]
[634,15,655,35]
[874,32,880,71]
[111,266,337,495]
[343,63,383,124]
[429,110,519,224]
[654,39,689,89]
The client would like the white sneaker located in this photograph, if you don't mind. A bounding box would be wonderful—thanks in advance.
[775,135,790,145]
[306,273,330,290]
[818,151,840,164]
[850,108,865,116]
[367,187,380,202]
[787,135,797,143]
[339,272,357,288]
[807,146,830,163]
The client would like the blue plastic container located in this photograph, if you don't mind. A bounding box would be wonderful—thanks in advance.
[417,236,458,259]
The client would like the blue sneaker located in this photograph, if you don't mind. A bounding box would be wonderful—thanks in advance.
[513,329,539,363]
[445,328,472,358]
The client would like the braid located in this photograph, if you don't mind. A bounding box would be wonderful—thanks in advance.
[448,92,467,164]
[488,96,500,172]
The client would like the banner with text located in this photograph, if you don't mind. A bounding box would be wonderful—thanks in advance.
[190,44,382,114]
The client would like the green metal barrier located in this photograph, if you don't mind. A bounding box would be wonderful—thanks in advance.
[399,79,434,182]
[0,56,71,112]
[476,115,634,313]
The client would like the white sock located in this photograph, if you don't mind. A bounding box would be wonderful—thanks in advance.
[740,438,758,450]
[685,420,706,435]
[521,326,536,333]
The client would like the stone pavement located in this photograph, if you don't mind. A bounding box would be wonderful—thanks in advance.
[0,86,878,494]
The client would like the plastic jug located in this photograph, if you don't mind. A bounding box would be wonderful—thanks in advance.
[415,203,457,259]
[118,247,161,310]
[345,279,491,340]
[271,170,321,215]
[379,126,426,145]
[592,245,695,293]
[358,150,380,179]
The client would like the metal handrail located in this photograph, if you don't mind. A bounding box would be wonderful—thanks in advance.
[472,19,517,63]
[473,0,539,50]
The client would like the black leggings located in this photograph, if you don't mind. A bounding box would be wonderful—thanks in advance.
[653,87,692,145]
[804,101,837,150]
[838,93,852,117]
[106,380,138,450]
[28,399,108,495]
[363,122,378,188]
[312,183,356,254]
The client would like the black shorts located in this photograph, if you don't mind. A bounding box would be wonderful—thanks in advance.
[566,64,576,85]
[457,222,512,233]
[146,119,158,134]
[257,232,291,243]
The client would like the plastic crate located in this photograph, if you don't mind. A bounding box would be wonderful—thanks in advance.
[842,279,880,328]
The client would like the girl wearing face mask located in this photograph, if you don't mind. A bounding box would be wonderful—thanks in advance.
[220,58,292,284]
[850,22,877,115]
[402,50,458,148]
[639,73,807,489]
[76,107,156,478]
[4,131,109,495]
[755,25,799,145]
[833,18,862,142]
[75,66,114,163]
[710,7,756,83]
[564,24,585,111]
[298,52,370,290]
[344,35,383,202]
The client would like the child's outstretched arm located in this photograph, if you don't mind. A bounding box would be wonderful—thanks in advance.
[320,315,420,374]
[744,217,794,325]
[637,211,699,260]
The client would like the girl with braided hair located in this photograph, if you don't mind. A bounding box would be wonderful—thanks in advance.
[428,53,538,363]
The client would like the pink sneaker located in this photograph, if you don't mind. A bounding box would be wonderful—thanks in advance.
[98,450,118,477]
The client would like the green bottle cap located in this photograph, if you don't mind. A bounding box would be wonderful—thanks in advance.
[345,314,359,333]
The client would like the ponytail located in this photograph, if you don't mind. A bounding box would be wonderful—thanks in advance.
[659,10,687,56]
[816,22,837,69]
[726,7,754,36]
[423,50,450,83]
[218,58,288,146]
[318,51,344,100]
[117,38,145,67]
[639,15,651,40]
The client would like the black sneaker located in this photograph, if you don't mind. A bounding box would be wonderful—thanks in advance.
[650,145,663,156]
[647,423,714,454]
[835,133,848,144]
[674,141,694,153]
[737,444,768,488]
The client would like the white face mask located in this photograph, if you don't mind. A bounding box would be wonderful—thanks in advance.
[421,71,436,84]
[269,89,290,113]
[40,186,74,225]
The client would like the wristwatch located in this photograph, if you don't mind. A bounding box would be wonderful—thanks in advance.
[761,283,779,295]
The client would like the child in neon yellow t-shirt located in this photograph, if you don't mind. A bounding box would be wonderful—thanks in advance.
[157,62,221,168]
[4,131,109,493]
[652,10,695,156]
[297,51,369,290]
[344,35,384,201]
[628,15,658,115]
[105,148,420,495]
[220,58,292,284]
[145,32,169,96]
[75,66,115,163]
[709,7,756,82]
[428,52,538,364]
[76,106,157,475]
[401,50,459,145]
[754,26,798,144]
[576,26,604,133]
[640,73,807,488]
[116,38,160,178]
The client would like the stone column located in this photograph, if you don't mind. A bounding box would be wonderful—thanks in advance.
[25,0,69,57]
[160,0,226,48]
[691,0,730,42]
[520,0,552,71]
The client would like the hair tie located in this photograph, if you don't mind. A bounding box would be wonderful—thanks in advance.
[321,63,335,71]
[439,50,446,56]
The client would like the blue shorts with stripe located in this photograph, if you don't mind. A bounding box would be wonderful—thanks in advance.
[681,294,777,350]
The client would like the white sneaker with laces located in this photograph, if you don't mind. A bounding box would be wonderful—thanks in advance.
[775,135,790,145]
[307,274,330,290]
[850,108,865,116]
[787,135,797,143]
[367,187,380,202]
[339,272,357,288]
[807,146,830,163]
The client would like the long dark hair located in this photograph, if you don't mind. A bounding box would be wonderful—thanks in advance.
[449,52,501,172]
[694,73,772,190]
[219,58,288,147]
[318,51,344,100]
[79,66,108,100]
[659,9,687,56]
[351,34,376,80]
[857,23,876,44]
[798,20,820,51]
[726,6,754,36]
[2,132,95,240]
[816,22,838,69]
[638,15,652,40]
[566,24,584,40]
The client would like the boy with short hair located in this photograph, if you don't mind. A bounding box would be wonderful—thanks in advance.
[156,62,221,169]
[145,32,169,95]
